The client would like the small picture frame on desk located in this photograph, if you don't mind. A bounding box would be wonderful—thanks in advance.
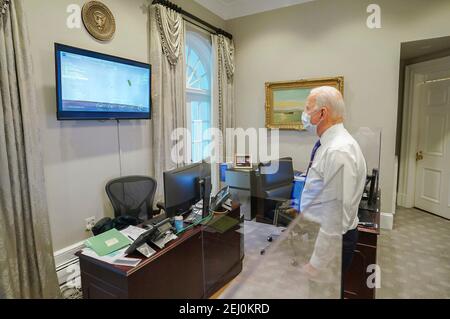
[234,154,252,169]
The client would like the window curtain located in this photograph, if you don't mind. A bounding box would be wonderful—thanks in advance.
[212,34,235,162]
[0,0,60,298]
[150,4,187,202]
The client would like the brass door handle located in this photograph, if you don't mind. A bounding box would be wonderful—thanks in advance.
[416,151,424,161]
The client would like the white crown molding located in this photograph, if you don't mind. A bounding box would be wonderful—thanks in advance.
[194,0,315,20]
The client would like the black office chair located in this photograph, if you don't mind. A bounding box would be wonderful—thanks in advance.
[257,157,295,224]
[257,158,300,264]
[105,176,159,222]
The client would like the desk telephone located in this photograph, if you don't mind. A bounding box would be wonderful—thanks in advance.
[210,185,231,212]
[124,218,173,255]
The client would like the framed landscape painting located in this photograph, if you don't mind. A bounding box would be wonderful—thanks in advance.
[265,76,344,130]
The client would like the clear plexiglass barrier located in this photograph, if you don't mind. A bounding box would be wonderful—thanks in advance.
[220,166,344,299]
[352,127,381,176]
[352,127,381,210]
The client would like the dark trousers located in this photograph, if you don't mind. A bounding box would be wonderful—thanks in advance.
[341,227,359,298]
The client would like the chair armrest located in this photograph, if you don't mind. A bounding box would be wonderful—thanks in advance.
[272,198,300,226]
[156,201,166,211]
[265,196,292,204]
[150,202,166,219]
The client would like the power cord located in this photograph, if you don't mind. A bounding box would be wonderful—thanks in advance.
[175,212,214,235]
[116,119,123,177]
[60,285,83,299]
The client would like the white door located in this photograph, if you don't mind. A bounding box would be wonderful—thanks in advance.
[414,75,450,219]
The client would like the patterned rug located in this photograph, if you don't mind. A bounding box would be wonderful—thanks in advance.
[224,207,450,299]
[377,207,450,299]
[222,220,341,299]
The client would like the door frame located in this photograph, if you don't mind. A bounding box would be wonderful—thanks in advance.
[397,56,450,208]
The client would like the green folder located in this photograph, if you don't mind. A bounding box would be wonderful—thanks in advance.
[206,215,240,234]
[85,228,132,256]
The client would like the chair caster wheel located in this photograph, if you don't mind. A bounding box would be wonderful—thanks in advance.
[267,236,273,242]
[260,249,265,255]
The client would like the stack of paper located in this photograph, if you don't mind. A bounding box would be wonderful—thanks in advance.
[153,232,178,249]
[120,225,148,241]
[81,247,141,267]
[84,228,131,256]
[83,226,152,267]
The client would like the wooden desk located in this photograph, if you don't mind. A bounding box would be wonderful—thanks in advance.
[78,204,243,299]
[344,196,380,299]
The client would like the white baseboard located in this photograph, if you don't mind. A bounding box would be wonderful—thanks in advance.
[380,212,394,230]
[54,241,85,268]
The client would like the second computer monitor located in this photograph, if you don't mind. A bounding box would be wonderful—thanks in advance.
[163,162,211,217]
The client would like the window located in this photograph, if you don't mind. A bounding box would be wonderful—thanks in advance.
[186,26,212,163]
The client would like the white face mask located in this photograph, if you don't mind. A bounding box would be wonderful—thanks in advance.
[302,109,321,134]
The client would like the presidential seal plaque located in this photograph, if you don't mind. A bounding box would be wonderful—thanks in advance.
[82,1,116,41]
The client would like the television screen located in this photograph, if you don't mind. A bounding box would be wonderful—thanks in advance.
[55,43,151,120]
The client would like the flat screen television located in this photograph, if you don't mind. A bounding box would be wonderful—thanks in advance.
[55,43,151,120]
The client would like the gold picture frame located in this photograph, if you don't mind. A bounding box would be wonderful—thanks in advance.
[265,76,344,130]
[234,154,252,169]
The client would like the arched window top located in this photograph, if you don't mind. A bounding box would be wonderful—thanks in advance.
[185,25,212,164]
[186,29,211,92]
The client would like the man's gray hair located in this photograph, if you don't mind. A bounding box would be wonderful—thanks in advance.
[310,86,345,118]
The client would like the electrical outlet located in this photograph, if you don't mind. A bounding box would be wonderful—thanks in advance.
[85,216,96,232]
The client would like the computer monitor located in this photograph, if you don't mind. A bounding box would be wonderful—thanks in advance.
[368,168,379,206]
[200,175,212,218]
[163,162,211,217]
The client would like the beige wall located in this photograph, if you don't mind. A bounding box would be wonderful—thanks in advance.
[173,0,227,30]
[22,0,226,250]
[227,0,450,214]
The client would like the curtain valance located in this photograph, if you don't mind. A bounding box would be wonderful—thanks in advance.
[155,4,183,66]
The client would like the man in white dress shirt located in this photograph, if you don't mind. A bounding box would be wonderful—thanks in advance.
[299,86,367,295]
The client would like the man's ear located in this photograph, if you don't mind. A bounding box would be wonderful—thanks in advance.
[320,107,327,119]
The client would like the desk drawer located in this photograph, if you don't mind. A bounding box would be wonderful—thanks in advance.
[358,229,377,247]
[79,257,127,290]
[344,241,377,299]
[81,272,128,299]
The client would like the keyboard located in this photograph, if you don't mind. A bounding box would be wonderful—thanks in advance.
[142,213,169,229]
